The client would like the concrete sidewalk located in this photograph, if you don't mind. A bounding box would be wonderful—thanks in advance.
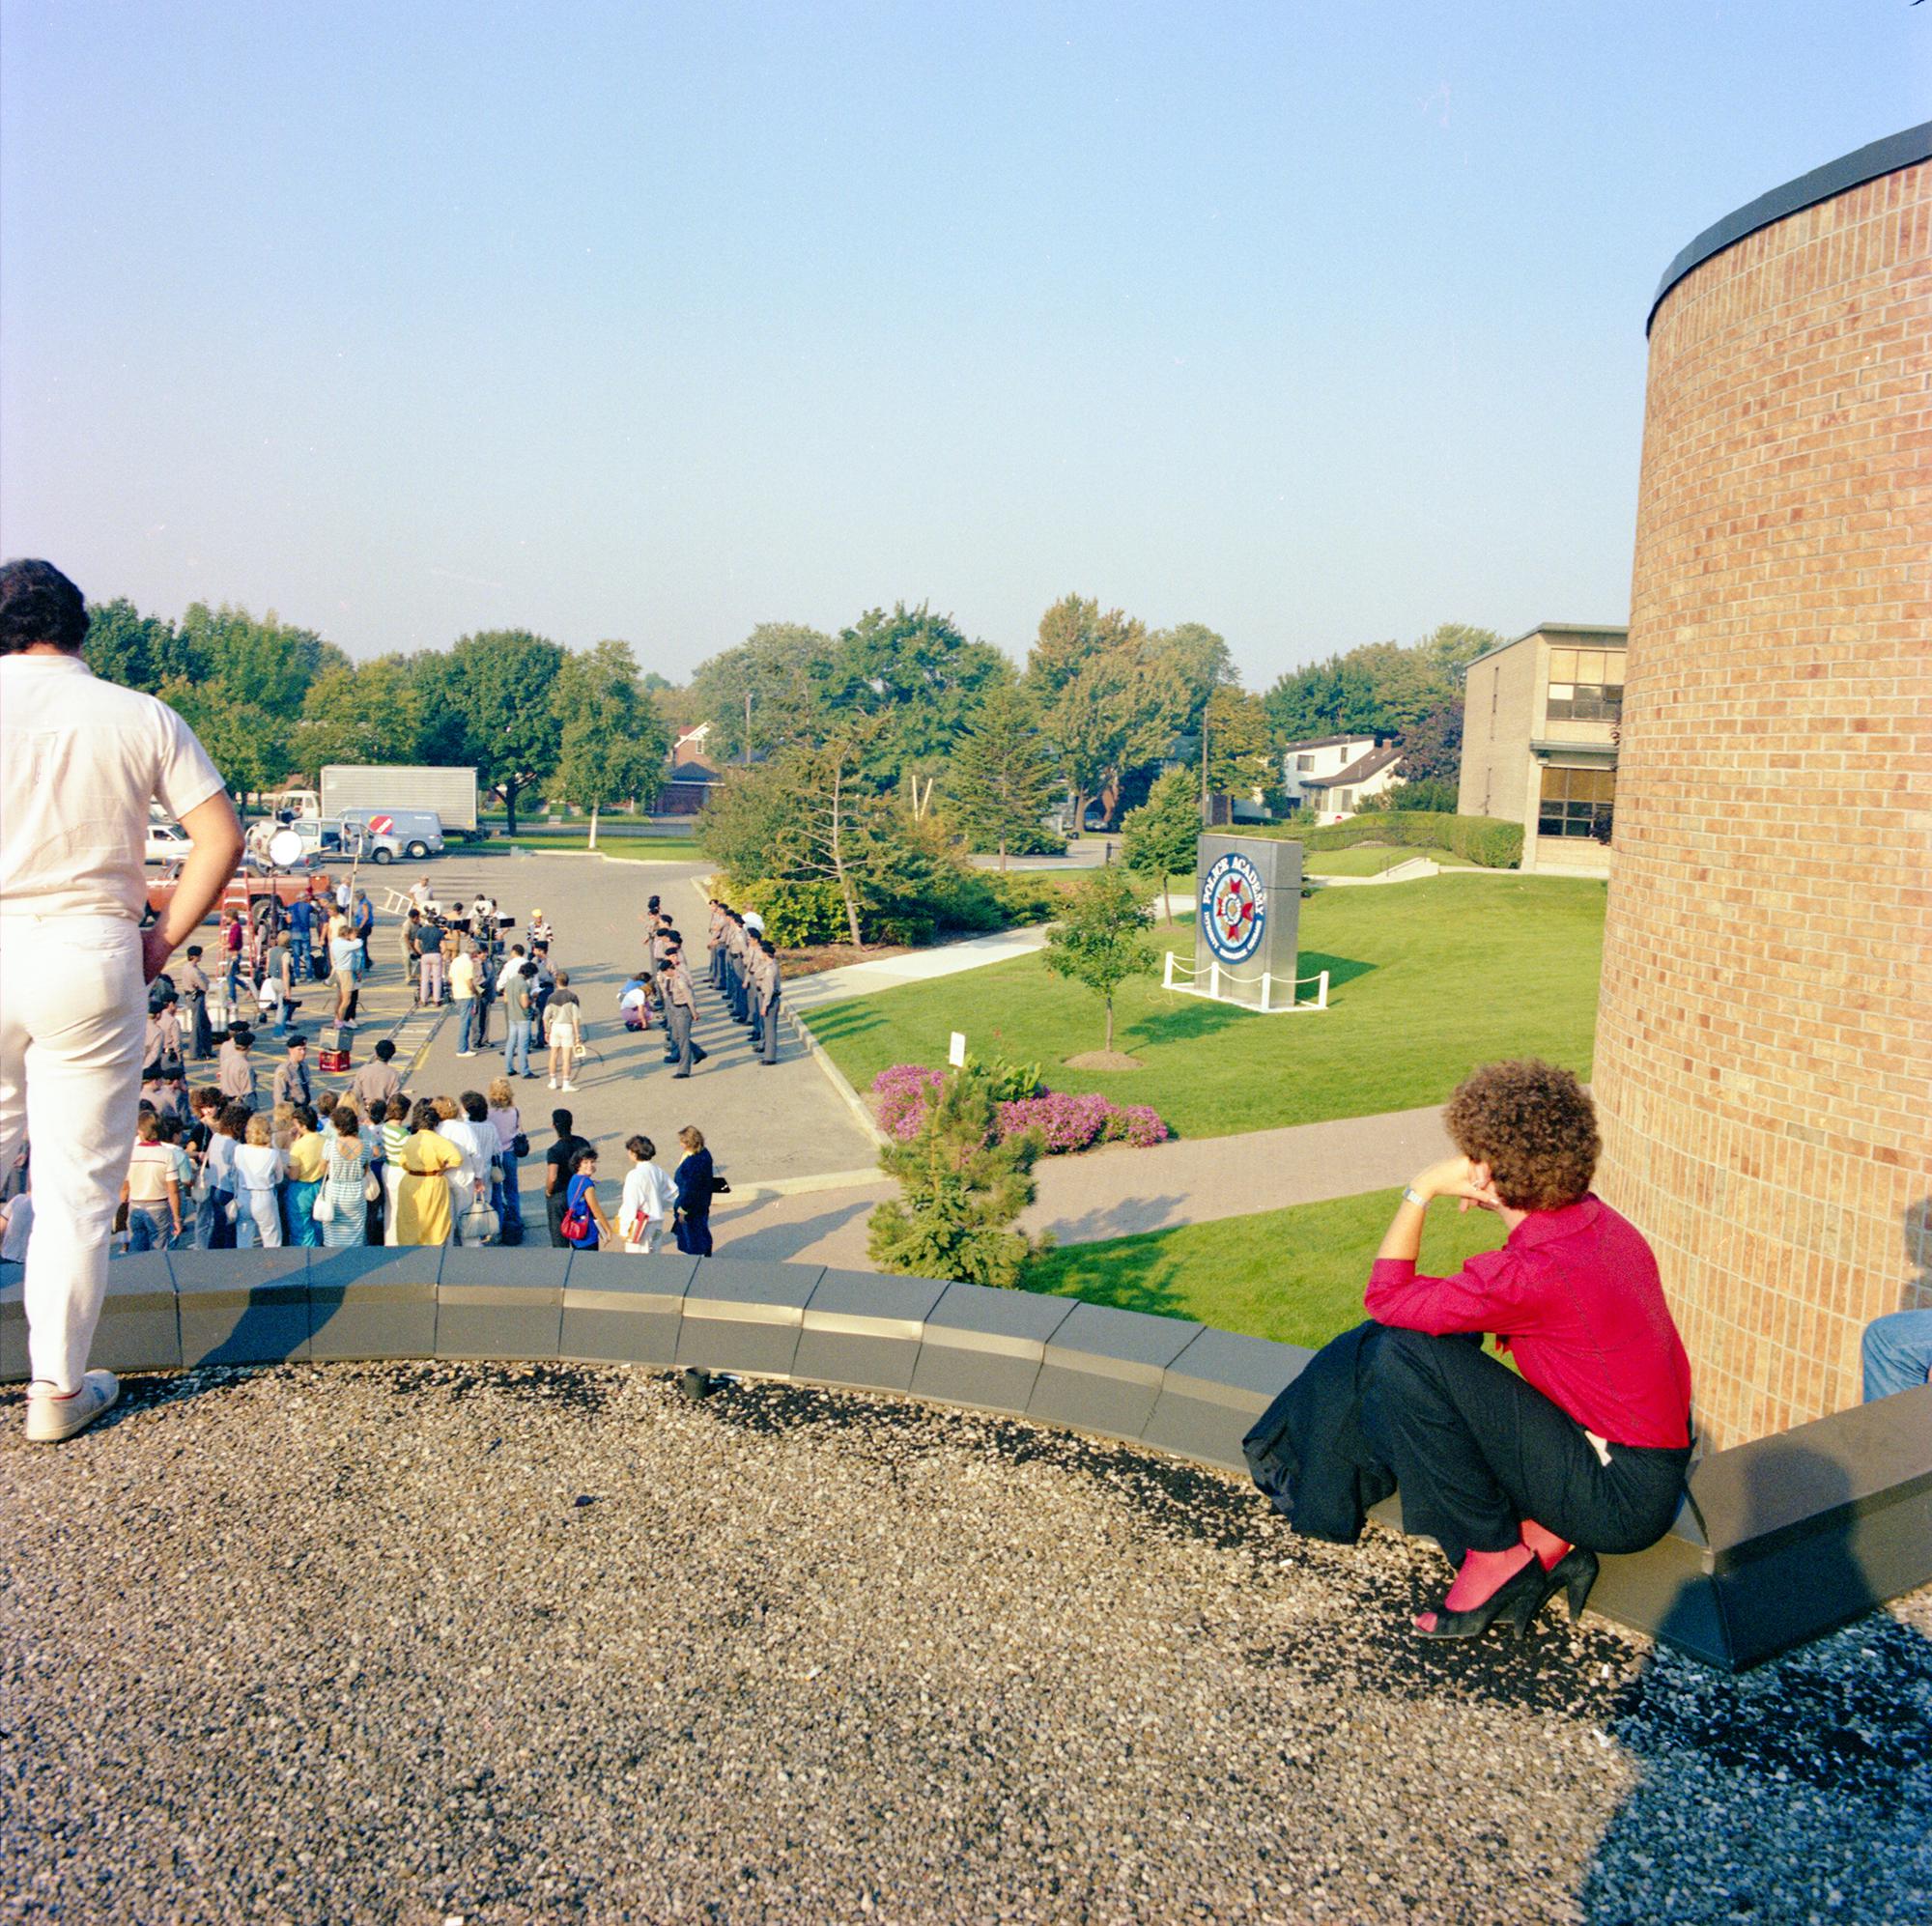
[699,1102,1457,1267]
[783,924,1051,1012]
[1019,1102,1455,1245]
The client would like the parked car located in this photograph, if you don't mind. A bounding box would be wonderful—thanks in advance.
[145,819,190,864]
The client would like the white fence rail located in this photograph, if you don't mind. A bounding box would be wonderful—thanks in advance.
[1161,951,1330,1013]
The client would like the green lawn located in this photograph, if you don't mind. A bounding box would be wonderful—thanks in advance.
[1027,1186,1508,1348]
[810,873,1605,1139]
[1303,844,1474,876]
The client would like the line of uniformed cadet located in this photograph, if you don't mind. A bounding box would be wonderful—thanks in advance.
[705,900,782,1067]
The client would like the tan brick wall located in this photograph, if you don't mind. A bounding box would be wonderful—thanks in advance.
[1458,639,1539,822]
[1596,157,1932,1445]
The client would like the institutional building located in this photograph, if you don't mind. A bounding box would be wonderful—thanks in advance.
[1594,123,1930,1444]
[1456,622,1625,875]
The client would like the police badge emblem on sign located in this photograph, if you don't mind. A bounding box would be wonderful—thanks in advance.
[1200,851,1266,965]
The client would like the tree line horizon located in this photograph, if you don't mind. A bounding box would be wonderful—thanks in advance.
[82,588,1495,839]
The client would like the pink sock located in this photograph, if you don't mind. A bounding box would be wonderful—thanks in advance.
[1520,1517,1572,1572]
[1416,1543,1533,1631]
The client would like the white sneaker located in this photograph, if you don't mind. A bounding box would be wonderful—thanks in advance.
[25,1370,121,1444]
[548,1076,559,1089]
[561,1081,578,1091]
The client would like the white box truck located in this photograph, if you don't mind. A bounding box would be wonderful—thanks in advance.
[320,765,478,835]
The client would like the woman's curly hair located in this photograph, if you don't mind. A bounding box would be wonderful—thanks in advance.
[1444,1060,1600,1212]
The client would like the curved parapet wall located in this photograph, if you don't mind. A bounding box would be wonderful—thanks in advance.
[1597,126,1932,1446]
[5,1249,1930,1669]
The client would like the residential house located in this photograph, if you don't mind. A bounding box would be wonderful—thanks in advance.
[1281,733,1405,824]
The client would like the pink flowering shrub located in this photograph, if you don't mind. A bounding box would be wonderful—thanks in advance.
[873,1063,947,1143]
[871,1065,1169,1155]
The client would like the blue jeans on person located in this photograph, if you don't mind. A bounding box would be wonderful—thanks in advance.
[195,1187,236,1250]
[127,1205,175,1255]
[1861,1309,1932,1402]
[505,1019,532,1076]
[273,985,292,1035]
[458,997,479,1053]
[497,1150,523,1237]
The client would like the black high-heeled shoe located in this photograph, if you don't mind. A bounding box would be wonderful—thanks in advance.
[1534,1547,1599,1624]
[1413,1553,1548,1641]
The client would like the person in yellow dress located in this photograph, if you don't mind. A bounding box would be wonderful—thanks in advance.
[394,1099,462,1246]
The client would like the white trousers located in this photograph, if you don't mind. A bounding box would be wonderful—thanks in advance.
[383,1163,405,1246]
[0,915,146,1392]
[236,1186,283,1248]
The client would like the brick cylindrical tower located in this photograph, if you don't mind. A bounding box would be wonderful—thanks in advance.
[1596,125,1932,1446]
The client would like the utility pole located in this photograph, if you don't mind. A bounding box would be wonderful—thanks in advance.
[744,691,753,767]
[1200,707,1211,827]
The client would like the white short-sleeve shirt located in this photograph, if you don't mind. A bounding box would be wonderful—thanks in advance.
[0,653,225,921]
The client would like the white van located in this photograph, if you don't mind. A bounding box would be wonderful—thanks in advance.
[337,807,445,864]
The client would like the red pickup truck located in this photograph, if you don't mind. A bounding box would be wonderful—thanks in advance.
[144,854,340,932]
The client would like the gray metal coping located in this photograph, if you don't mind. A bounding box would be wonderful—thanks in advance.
[4,1251,1929,1671]
[1648,119,1932,332]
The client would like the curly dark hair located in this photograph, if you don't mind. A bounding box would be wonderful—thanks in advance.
[0,558,90,654]
[1443,1060,1600,1212]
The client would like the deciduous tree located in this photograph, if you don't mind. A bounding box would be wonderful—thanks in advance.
[551,639,671,844]
[294,657,427,776]
[1043,864,1155,1056]
[689,621,837,762]
[446,629,565,835]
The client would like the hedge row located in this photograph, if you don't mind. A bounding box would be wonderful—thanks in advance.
[1262,810,1522,869]
[728,869,1082,950]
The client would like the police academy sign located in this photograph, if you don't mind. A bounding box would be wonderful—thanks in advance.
[1187,834,1303,1009]
[1201,850,1266,965]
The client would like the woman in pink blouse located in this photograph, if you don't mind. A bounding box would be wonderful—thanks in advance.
[1249,1060,1692,1642]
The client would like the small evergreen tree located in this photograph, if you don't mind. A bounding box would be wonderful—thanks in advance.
[948,685,1064,870]
[867,1069,1041,1288]
[1121,768,1202,923]
[1042,864,1155,1055]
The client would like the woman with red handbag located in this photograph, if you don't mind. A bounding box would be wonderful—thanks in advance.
[559,1147,612,1251]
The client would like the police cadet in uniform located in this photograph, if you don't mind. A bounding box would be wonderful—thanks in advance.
[729,913,754,1026]
[181,946,213,1060]
[660,937,709,1079]
[706,899,726,991]
[756,936,782,1065]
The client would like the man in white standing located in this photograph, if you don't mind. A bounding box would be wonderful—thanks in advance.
[0,560,242,1442]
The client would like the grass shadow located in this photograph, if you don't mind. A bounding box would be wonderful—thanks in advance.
[1295,950,1377,993]
[801,1002,885,1043]
[1125,999,1252,1047]
[1030,1247,1193,1323]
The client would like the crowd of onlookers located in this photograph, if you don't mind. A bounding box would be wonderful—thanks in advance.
[0,872,799,1282]
[0,1047,721,1260]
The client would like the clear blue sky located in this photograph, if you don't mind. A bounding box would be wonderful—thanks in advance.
[1,2,1922,686]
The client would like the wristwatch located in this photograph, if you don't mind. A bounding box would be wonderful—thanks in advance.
[1402,1184,1429,1208]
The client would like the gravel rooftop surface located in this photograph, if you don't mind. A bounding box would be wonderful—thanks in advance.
[3,1362,1928,1926]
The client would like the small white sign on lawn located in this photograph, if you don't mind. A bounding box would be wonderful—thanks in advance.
[948,1031,967,1067]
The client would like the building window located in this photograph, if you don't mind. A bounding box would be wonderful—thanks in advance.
[1537,766,1615,841]
[1293,754,1315,772]
[1546,647,1625,723]
[1334,789,1355,813]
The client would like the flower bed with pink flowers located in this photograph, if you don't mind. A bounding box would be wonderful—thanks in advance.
[870,1065,1169,1153]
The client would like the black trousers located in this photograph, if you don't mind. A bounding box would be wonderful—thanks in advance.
[1358,1325,1690,1568]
